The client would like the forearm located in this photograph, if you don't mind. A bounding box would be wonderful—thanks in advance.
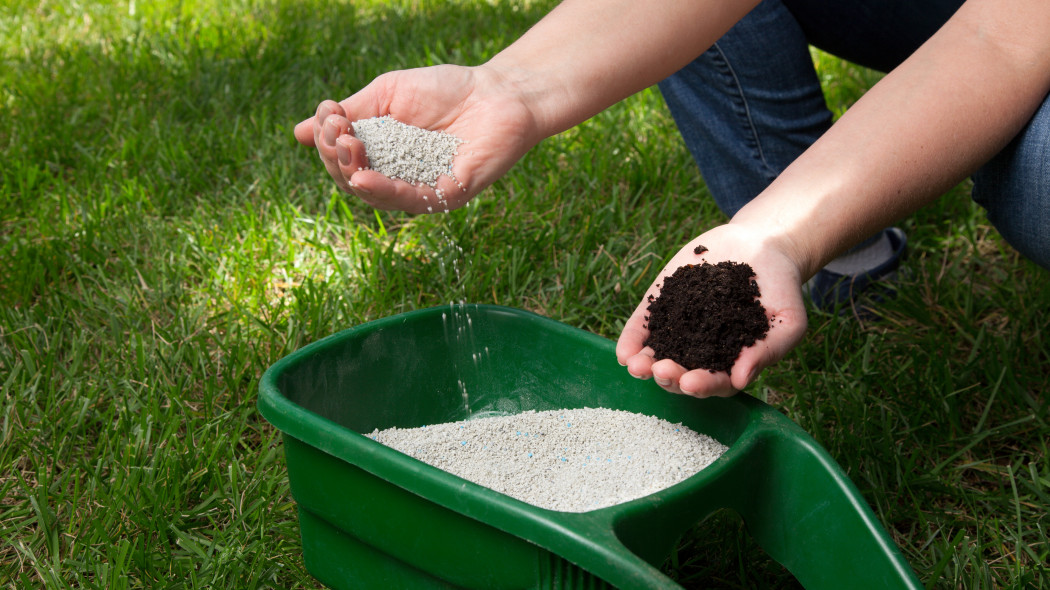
[732,0,1050,280]
[482,0,759,138]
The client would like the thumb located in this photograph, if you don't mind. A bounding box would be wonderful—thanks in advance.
[728,306,808,390]
[294,118,316,147]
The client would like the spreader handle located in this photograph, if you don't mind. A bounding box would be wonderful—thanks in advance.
[723,427,923,590]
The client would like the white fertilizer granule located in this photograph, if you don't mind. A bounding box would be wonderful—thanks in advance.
[368,407,728,513]
[351,116,462,189]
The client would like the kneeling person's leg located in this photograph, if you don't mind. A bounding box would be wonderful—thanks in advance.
[657,0,832,217]
[972,93,1050,270]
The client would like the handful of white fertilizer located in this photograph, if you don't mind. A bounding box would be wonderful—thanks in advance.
[369,407,728,513]
[351,116,463,189]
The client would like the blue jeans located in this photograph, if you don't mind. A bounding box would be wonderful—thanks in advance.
[659,0,1050,269]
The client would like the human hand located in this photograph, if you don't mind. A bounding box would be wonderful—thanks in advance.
[293,64,541,213]
[615,224,808,397]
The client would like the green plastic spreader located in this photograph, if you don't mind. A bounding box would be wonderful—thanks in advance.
[258,304,921,589]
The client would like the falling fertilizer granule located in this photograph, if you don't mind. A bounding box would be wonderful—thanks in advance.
[351,116,463,190]
[369,407,728,512]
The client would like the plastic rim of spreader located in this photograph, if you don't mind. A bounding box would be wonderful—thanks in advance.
[258,304,922,589]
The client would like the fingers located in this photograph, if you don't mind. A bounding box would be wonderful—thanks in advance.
[292,99,344,148]
[335,134,368,176]
[295,97,470,213]
[293,98,334,146]
[726,305,808,391]
[629,343,758,398]
[642,305,807,398]
[318,113,355,194]
[621,347,739,397]
[293,117,315,146]
[310,100,402,205]
[665,363,736,397]
[647,359,737,398]
[616,296,659,379]
[615,283,805,398]
[615,303,650,365]
[615,292,725,394]
[624,347,656,379]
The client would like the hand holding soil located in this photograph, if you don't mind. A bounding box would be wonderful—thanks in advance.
[643,258,770,374]
[293,64,541,214]
[616,224,809,398]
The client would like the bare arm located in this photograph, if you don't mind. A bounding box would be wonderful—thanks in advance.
[293,0,761,211]
[482,0,761,138]
[733,0,1050,280]
[619,0,1050,397]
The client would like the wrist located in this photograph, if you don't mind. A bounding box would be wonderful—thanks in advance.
[725,210,820,284]
[727,160,878,283]
[476,56,587,141]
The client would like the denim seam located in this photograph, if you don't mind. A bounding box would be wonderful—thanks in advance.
[710,42,773,182]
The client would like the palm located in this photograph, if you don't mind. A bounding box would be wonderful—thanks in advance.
[616,224,808,397]
[296,65,539,213]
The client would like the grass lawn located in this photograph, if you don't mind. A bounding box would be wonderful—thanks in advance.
[2,0,1047,587]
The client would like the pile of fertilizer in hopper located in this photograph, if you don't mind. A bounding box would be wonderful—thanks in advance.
[368,407,727,512]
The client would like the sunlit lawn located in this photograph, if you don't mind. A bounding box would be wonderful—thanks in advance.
[2,1,1047,588]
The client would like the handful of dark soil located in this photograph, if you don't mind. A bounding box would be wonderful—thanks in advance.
[643,259,770,375]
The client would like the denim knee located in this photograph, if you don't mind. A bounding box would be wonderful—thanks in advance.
[971,94,1050,270]
[657,0,831,217]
